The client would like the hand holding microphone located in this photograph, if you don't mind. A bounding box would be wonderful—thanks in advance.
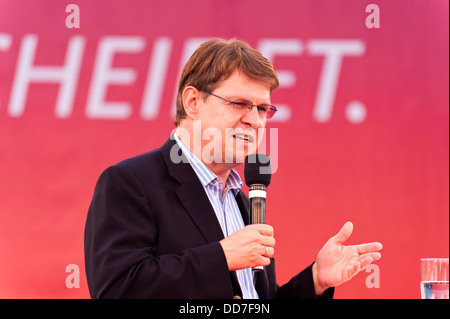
[219,224,275,271]
[219,154,274,272]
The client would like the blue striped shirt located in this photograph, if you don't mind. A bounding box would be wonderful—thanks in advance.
[174,134,258,299]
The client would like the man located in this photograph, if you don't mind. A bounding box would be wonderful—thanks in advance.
[84,38,382,299]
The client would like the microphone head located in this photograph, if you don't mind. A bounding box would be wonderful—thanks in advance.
[244,154,271,187]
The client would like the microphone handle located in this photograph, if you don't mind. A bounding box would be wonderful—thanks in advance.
[249,184,266,271]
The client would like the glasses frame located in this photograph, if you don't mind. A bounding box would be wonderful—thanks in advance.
[203,92,278,119]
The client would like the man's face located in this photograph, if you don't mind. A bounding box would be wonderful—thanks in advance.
[196,70,271,168]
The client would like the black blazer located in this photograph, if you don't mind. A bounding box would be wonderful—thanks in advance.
[84,137,333,299]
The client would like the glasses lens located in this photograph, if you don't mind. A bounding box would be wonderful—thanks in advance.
[231,98,277,119]
[266,107,276,119]
[233,100,253,110]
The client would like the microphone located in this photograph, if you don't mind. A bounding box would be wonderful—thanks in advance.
[244,154,271,271]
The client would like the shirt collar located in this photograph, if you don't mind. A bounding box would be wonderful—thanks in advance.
[173,134,243,192]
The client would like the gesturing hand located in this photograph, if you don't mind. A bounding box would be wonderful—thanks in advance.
[312,222,382,295]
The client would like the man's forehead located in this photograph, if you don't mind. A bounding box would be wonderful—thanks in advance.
[214,71,272,99]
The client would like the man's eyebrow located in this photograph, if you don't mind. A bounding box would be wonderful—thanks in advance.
[225,95,249,101]
[226,96,272,105]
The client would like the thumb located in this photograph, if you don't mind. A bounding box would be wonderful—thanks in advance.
[331,221,353,245]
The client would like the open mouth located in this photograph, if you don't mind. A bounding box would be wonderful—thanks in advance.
[233,134,254,143]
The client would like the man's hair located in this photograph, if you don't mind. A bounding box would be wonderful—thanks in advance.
[174,38,279,126]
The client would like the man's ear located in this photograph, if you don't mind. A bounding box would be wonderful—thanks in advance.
[182,86,202,119]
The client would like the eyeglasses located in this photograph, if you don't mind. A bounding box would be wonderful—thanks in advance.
[204,92,278,119]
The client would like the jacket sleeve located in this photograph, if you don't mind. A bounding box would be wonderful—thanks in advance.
[275,262,334,299]
[84,164,233,299]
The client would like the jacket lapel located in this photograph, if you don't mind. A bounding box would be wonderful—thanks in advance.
[159,137,225,244]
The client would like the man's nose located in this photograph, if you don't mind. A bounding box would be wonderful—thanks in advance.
[242,106,265,128]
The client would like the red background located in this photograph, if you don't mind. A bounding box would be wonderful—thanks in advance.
[0,0,448,298]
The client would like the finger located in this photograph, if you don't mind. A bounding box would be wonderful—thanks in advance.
[359,255,374,271]
[356,242,383,254]
[352,261,361,275]
[259,236,276,248]
[261,246,275,257]
[359,252,381,262]
[249,224,274,236]
[331,221,353,245]
[258,224,274,236]
[348,261,361,279]
[258,256,271,267]
[371,252,381,261]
